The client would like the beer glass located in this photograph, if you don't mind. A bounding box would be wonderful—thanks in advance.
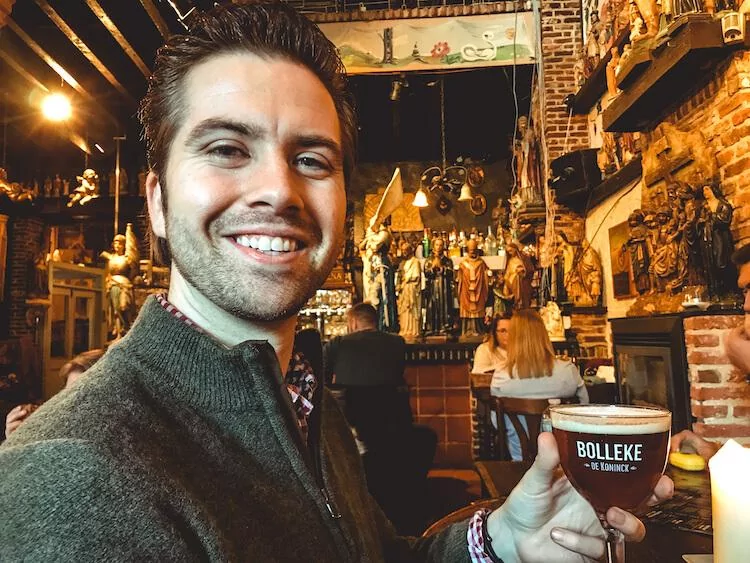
[549,404,671,563]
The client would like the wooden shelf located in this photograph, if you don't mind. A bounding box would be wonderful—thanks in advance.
[602,16,728,132]
[555,155,643,214]
[570,28,631,116]
[37,194,147,224]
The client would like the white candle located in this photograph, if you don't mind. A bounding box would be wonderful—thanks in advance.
[709,439,750,562]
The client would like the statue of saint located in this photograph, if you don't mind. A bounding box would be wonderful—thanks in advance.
[540,301,565,341]
[0,169,34,202]
[513,116,543,205]
[649,207,679,292]
[501,242,533,310]
[359,221,398,333]
[606,46,621,98]
[457,239,489,337]
[101,223,140,339]
[397,241,421,339]
[68,169,100,207]
[697,182,736,298]
[624,209,652,294]
[423,237,454,336]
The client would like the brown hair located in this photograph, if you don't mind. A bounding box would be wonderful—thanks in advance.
[485,313,511,353]
[505,309,555,380]
[139,0,357,264]
[348,302,378,327]
[59,349,105,385]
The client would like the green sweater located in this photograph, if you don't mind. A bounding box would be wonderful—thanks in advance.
[0,298,470,562]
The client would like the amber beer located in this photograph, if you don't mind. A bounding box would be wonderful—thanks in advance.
[550,405,671,514]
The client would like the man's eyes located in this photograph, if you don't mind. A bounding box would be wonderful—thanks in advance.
[296,154,331,171]
[206,144,249,161]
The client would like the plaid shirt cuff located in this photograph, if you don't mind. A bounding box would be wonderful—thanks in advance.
[467,509,494,563]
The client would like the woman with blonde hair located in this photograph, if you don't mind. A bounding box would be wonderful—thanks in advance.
[491,309,588,460]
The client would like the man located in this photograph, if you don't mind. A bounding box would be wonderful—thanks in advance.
[325,302,434,533]
[672,242,750,460]
[0,3,669,561]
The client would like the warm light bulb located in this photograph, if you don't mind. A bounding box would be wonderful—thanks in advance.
[41,93,72,121]
[412,188,428,207]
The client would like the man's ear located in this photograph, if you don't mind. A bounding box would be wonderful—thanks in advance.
[146,171,166,238]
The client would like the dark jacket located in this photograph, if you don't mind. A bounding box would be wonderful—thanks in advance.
[325,329,406,387]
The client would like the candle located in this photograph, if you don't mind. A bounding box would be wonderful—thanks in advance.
[709,440,750,562]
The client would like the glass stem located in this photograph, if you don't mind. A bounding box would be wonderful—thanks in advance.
[604,527,625,563]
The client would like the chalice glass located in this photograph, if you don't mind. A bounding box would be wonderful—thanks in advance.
[549,404,671,563]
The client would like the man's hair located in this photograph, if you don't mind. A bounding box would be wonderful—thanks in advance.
[732,243,750,267]
[139,0,357,264]
[59,349,105,384]
[348,302,378,327]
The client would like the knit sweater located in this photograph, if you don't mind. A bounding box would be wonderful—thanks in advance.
[0,298,469,562]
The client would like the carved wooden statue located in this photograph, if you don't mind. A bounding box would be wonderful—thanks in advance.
[501,242,533,310]
[101,223,139,339]
[629,0,660,41]
[68,169,100,207]
[457,239,489,337]
[397,241,422,339]
[423,237,454,336]
[696,181,736,298]
[514,116,544,206]
[606,46,621,98]
[624,209,652,294]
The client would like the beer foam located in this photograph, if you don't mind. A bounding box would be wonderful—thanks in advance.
[550,405,671,435]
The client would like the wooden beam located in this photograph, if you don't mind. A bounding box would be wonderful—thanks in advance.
[5,18,94,104]
[0,46,49,93]
[34,0,136,104]
[139,0,170,39]
[84,0,150,78]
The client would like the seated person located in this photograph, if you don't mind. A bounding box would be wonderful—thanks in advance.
[324,302,436,534]
[4,349,104,439]
[491,309,589,460]
[472,313,510,374]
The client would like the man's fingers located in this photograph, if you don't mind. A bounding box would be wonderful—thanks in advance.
[519,432,561,495]
[645,475,674,507]
[550,528,606,560]
[605,507,646,542]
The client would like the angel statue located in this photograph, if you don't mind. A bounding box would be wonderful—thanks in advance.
[359,168,403,333]
[68,168,100,207]
[101,223,140,339]
[0,168,34,202]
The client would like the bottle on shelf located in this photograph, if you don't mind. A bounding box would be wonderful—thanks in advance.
[422,228,431,258]
[458,230,467,256]
[485,225,497,257]
[448,230,461,258]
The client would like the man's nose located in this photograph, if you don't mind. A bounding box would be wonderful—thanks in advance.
[242,152,304,212]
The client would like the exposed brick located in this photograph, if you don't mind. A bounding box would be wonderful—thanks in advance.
[693,423,750,438]
[685,333,721,347]
[692,404,729,418]
[696,369,722,383]
[692,384,750,401]
[688,350,729,365]
[734,406,750,417]
[684,316,743,331]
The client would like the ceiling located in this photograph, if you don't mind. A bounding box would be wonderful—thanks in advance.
[0,0,533,183]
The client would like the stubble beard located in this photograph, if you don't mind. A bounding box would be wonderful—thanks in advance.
[165,212,340,322]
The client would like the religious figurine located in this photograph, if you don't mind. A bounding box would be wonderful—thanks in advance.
[491,197,511,243]
[585,10,603,76]
[623,209,652,294]
[360,221,398,333]
[540,301,565,341]
[573,47,586,90]
[101,223,140,339]
[606,46,621,98]
[649,207,679,292]
[513,116,543,206]
[423,236,454,336]
[68,169,100,207]
[52,174,63,197]
[560,233,603,307]
[696,181,736,298]
[43,177,53,198]
[457,239,489,338]
[0,169,34,202]
[500,242,533,310]
[631,0,661,40]
[617,44,632,77]
[397,241,421,339]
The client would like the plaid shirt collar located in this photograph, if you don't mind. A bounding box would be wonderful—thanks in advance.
[154,293,317,440]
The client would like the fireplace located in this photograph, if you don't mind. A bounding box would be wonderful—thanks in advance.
[610,316,691,432]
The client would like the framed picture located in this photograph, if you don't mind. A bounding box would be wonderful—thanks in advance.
[608,220,634,299]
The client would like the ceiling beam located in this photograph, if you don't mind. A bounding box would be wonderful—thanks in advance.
[34,0,136,105]
[139,0,170,40]
[6,18,95,104]
[0,46,49,93]
[83,0,150,78]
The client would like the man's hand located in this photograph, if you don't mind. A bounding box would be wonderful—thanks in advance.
[486,433,674,562]
[670,429,720,462]
[4,404,34,438]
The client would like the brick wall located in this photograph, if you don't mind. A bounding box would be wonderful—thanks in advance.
[570,311,609,358]
[6,217,44,339]
[539,0,589,163]
[685,315,750,446]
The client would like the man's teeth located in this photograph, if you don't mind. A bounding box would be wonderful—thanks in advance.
[235,235,298,252]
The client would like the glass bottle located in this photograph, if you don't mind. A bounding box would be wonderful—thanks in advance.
[422,228,431,258]
[485,225,497,256]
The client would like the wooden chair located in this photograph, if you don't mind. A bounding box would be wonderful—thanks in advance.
[492,396,552,462]
[422,498,505,537]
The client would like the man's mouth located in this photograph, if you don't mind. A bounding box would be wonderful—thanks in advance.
[234,234,300,253]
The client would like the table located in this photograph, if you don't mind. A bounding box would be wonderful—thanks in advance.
[474,461,713,562]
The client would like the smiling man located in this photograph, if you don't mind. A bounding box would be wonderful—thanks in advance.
[0,2,671,562]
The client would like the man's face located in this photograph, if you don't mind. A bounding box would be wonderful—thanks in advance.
[495,319,510,349]
[738,262,750,315]
[148,53,346,321]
